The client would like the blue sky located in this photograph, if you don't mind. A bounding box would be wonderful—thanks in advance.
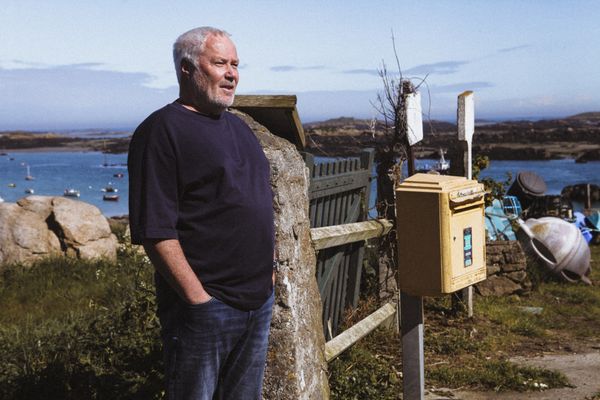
[1,0,599,130]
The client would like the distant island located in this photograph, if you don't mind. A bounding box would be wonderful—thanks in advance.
[0,131,130,154]
[1,112,599,161]
[304,112,600,161]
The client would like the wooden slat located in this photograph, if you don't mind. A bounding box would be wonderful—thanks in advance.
[318,248,344,299]
[232,95,305,149]
[311,219,393,250]
[325,303,397,362]
[336,248,352,333]
[347,243,364,309]
[232,95,297,108]
[308,170,370,199]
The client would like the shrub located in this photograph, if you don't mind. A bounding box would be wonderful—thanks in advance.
[0,251,164,399]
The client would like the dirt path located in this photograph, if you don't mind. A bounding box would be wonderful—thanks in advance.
[425,345,600,400]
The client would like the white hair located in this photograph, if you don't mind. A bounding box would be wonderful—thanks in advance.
[173,26,231,83]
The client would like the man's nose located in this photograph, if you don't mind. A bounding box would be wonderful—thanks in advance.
[225,65,237,80]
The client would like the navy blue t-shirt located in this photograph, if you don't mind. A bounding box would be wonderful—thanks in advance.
[128,102,274,311]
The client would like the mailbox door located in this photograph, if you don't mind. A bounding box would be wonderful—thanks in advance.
[446,207,486,292]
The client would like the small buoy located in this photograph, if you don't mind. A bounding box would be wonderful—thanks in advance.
[519,217,591,284]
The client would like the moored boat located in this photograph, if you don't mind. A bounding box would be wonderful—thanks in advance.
[25,165,34,181]
[102,185,118,193]
[64,188,80,197]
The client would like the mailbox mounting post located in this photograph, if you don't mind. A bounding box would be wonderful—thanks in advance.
[458,91,475,317]
[400,82,425,400]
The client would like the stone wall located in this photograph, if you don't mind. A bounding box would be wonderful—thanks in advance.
[234,110,330,400]
[475,240,532,296]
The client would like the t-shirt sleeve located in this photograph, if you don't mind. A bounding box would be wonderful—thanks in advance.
[128,117,179,244]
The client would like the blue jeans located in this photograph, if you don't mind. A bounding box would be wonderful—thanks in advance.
[159,291,274,400]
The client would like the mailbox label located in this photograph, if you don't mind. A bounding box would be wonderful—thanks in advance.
[463,227,473,267]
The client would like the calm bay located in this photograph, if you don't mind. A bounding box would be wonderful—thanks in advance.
[1,152,597,217]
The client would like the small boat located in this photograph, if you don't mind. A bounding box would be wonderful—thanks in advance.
[64,188,80,198]
[103,194,119,201]
[113,173,124,178]
[25,165,34,181]
[102,185,118,193]
[8,183,16,188]
[416,148,451,174]
[25,188,34,194]
[433,148,450,173]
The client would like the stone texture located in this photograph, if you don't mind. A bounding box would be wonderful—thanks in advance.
[475,240,531,297]
[0,196,117,267]
[52,197,112,245]
[0,202,62,265]
[234,110,330,400]
[487,264,501,275]
[476,275,522,297]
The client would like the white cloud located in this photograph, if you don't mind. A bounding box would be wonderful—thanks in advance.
[0,64,177,130]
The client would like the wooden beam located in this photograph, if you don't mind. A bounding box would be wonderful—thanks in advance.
[232,95,297,108]
[325,302,396,362]
[231,94,306,150]
[310,219,393,250]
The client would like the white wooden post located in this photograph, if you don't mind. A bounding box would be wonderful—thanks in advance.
[401,89,425,400]
[458,91,475,317]
[458,91,475,180]
[406,92,424,146]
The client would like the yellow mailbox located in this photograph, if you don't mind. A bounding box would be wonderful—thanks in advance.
[395,173,486,296]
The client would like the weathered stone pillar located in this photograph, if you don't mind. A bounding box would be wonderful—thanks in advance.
[233,111,330,400]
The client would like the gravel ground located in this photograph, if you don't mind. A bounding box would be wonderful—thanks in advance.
[424,344,600,400]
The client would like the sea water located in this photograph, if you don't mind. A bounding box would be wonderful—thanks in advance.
[1,152,597,217]
[0,151,128,216]
[372,158,599,218]
[477,159,599,194]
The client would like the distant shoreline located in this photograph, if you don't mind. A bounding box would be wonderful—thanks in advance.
[0,132,130,154]
[2,112,600,161]
[3,146,94,153]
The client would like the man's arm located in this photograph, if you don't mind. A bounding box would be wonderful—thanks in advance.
[143,239,212,305]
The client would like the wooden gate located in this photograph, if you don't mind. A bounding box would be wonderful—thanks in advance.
[303,149,374,338]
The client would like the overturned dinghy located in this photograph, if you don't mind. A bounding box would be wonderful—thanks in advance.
[518,216,591,284]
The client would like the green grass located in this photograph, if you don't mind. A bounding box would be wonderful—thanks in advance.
[328,244,600,399]
[0,246,164,400]
[428,359,570,392]
[1,235,598,399]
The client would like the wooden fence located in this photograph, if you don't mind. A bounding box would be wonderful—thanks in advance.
[311,219,395,362]
[303,149,374,338]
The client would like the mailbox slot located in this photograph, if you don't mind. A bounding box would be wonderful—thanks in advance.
[451,201,484,214]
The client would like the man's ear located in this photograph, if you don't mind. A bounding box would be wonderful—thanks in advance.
[180,58,195,78]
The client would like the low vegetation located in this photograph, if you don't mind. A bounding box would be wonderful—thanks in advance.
[0,244,163,399]
[329,244,599,398]
[0,228,597,399]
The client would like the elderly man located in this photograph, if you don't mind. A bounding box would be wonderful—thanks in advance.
[128,26,275,400]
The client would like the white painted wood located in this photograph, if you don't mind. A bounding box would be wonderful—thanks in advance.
[324,303,396,362]
[310,219,393,250]
[458,91,475,317]
[458,91,475,180]
[405,92,423,146]
[458,91,474,144]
